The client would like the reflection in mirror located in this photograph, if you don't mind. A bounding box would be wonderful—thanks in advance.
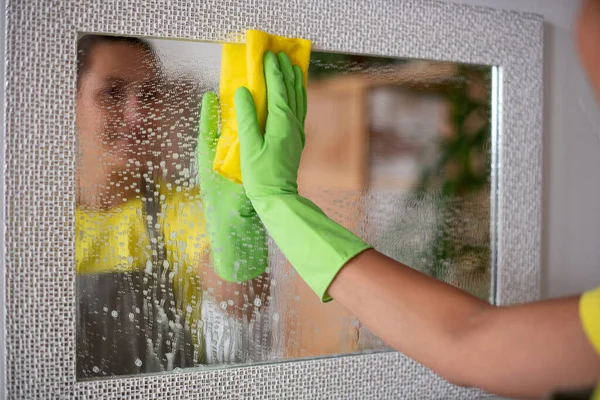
[75,34,493,379]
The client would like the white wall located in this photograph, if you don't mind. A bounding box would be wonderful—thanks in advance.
[439,0,600,299]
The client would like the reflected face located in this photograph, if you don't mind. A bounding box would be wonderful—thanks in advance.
[76,42,162,172]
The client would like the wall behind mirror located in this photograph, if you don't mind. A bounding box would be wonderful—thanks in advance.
[75,34,493,380]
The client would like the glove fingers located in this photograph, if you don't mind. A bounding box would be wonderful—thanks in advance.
[293,65,306,148]
[199,92,219,141]
[292,65,304,120]
[277,52,297,119]
[197,92,219,172]
[235,86,263,160]
[302,85,308,127]
[264,52,290,118]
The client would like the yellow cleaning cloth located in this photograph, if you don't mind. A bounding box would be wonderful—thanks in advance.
[214,30,312,183]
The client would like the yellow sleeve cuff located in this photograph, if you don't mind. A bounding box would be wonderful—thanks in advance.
[580,286,600,356]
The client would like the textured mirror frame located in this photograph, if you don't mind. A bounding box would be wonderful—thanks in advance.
[1,0,542,398]
[1,0,6,397]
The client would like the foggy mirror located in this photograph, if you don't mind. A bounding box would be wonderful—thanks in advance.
[75,34,493,379]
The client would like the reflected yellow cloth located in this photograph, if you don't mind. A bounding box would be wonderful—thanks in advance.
[580,286,600,399]
[76,183,208,308]
[214,30,312,183]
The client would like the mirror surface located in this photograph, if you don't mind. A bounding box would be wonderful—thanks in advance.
[75,35,493,379]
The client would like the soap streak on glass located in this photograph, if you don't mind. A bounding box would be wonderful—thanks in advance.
[74,35,493,379]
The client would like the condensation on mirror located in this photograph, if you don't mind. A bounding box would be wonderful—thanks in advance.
[74,34,493,379]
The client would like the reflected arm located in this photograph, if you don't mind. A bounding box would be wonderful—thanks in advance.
[196,92,269,319]
[197,252,270,321]
[197,92,269,283]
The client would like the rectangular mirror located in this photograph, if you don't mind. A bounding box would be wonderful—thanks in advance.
[75,35,493,379]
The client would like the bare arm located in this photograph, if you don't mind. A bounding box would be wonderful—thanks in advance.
[198,252,271,321]
[329,249,600,398]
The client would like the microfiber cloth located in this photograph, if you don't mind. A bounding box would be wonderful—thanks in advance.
[214,30,312,183]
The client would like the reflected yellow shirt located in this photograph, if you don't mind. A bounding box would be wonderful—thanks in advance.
[580,286,600,399]
[76,182,208,318]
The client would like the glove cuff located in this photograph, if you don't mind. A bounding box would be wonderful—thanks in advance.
[250,194,373,302]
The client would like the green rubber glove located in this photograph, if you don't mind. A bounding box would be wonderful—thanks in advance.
[196,92,268,282]
[234,52,372,302]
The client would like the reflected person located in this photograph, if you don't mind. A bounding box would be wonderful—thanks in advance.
[75,35,268,378]
[233,0,600,398]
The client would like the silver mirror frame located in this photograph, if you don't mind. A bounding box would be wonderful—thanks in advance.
[1,0,542,398]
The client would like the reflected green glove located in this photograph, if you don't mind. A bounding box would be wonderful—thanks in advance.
[234,52,372,301]
[197,92,268,282]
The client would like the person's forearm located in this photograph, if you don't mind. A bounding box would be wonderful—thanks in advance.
[329,250,600,398]
[329,249,490,386]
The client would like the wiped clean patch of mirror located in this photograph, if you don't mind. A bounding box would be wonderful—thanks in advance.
[75,35,493,379]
